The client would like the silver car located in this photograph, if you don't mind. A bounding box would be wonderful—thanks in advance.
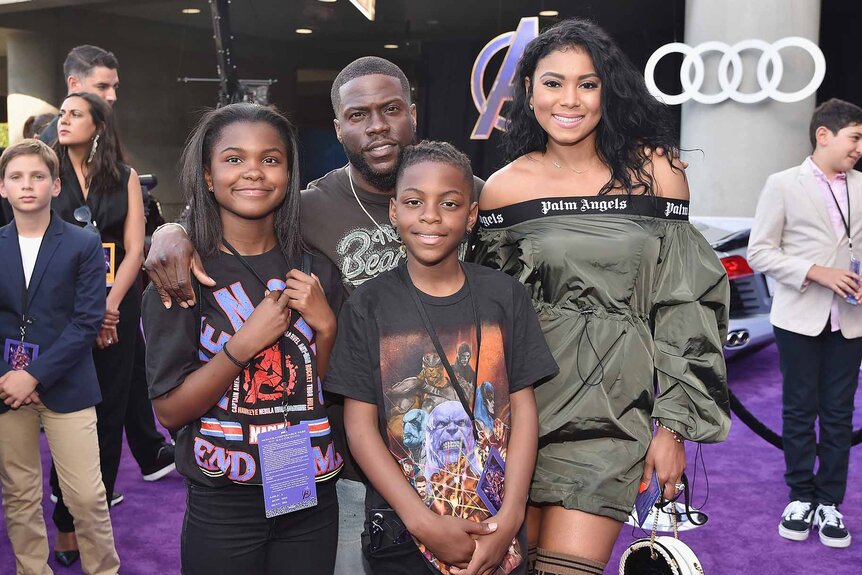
[693,221,775,358]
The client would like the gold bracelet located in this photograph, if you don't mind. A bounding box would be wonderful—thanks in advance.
[655,420,684,443]
[153,221,187,235]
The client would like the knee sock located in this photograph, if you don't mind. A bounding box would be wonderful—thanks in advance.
[535,548,606,575]
[527,544,538,575]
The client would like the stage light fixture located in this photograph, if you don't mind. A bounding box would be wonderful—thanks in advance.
[296,28,314,34]
[539,10,559,17]
[181,8,201,14]
[384,44,399,49]
[318,0,338,3]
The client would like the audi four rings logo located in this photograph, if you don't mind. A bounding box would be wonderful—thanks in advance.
[645,37,826,105]
[470,21,828,139]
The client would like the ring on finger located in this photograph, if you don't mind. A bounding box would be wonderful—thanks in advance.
[674,482,685,492]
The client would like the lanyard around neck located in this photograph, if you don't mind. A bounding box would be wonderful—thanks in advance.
[221,239,296,424]
[398,264,482,444]
[825,178,852,252]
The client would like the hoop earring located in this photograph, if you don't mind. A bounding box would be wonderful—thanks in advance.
[87,134,100,164]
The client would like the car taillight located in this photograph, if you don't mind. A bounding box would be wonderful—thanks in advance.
[721,255,754,279]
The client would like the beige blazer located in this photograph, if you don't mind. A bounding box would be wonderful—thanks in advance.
[748,160,862,338]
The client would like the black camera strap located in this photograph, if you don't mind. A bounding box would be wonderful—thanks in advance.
[398,264,482,444]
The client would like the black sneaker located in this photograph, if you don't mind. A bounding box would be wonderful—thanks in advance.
[142,443,176,482]
[779,500,814,541]
[815,504,851,548]
[50,491,123,507]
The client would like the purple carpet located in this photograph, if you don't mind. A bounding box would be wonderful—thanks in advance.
[1,344,859,574]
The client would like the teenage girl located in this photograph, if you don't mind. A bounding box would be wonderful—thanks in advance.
[142,103,343,575]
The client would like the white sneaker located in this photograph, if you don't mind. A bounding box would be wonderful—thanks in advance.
[814,504,851,548]
[778,500,814,541]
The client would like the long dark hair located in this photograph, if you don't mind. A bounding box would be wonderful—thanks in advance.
[505,19,678,196]
[180,103,303,262]
[54,92,125,195]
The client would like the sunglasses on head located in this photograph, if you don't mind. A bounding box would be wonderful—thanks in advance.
[73,205,99,235]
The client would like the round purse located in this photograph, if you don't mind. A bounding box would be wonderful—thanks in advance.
[619,495,705,575]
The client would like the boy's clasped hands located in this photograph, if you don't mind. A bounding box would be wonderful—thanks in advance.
[411,505,523,575]
[0,370,40,409]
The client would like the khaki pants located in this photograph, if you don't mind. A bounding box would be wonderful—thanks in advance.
[0,404,120,575]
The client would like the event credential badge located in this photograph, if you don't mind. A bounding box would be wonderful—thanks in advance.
[257,422,317,518]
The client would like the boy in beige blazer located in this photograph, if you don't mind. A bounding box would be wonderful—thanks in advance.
[749,98,862,549]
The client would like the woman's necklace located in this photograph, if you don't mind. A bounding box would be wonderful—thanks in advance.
[545,152,592,175]
[348,166,398,242]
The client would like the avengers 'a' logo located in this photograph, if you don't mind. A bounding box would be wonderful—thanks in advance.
[470,17,539,140]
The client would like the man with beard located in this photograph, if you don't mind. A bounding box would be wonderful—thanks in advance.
[144,56,482,575]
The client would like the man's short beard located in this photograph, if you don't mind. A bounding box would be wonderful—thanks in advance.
[344,145,401,193]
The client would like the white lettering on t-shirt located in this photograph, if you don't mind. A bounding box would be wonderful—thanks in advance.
[336,224,405,287]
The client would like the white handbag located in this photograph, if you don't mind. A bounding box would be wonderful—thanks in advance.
[619,499,705,575]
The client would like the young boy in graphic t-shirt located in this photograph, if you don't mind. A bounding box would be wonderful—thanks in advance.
[325,141,558,575]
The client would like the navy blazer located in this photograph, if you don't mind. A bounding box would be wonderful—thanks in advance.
[0,213,104,413]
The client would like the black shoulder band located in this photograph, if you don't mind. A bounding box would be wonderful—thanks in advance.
[478,195,690,229]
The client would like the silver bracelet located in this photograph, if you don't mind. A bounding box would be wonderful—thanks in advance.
[153,221,187,235]
[655,420,684,443]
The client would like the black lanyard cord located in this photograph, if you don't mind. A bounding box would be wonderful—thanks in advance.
[399,264,482,444]
[221,239,298,423]
[19,274,32,342]
[825,178,852,252]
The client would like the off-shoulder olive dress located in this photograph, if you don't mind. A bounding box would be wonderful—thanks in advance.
[473,195,732,522]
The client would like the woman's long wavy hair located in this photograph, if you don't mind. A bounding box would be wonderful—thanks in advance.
[505,19,679,196]
[54,92,124,195]
[180,103,303,262]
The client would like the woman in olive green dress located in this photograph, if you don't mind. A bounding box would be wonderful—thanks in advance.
[473,19,731,574]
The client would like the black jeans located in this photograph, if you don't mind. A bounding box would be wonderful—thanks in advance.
[182,479,338,575]
[361,503,528,575]
[51,285,140,532]
[774,324,862,504]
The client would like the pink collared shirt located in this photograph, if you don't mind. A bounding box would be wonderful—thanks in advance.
[806,157,850,331]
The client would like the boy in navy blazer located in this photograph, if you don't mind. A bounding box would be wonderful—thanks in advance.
[0,140,120,574]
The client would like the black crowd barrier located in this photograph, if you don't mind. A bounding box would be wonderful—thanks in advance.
[728,388,862,449]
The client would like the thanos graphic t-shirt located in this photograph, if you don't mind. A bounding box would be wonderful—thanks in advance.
[324,263,557,574]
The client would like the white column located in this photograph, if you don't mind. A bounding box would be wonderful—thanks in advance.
[681,0,821,219]
[6,30,58,145]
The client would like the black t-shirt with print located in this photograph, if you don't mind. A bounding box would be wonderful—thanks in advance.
[142,246,343,488]
[324,262,557,573]
[301,165,484,481]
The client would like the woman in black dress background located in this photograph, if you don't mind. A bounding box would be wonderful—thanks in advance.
[50,91,145,564]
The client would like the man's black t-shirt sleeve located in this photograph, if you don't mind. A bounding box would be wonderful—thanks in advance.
[142,284,201,400]
[508,281,558,393]
[324,300,377,404]
[311,251,344,316]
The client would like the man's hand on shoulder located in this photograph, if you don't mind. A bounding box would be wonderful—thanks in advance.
[144,223,214,309]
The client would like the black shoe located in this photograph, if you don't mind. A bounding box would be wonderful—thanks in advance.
[142,443,176,482]
[54,549,80,567]
[778,500,814,541]
[815,504,852,548]
[51,491,122,507]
